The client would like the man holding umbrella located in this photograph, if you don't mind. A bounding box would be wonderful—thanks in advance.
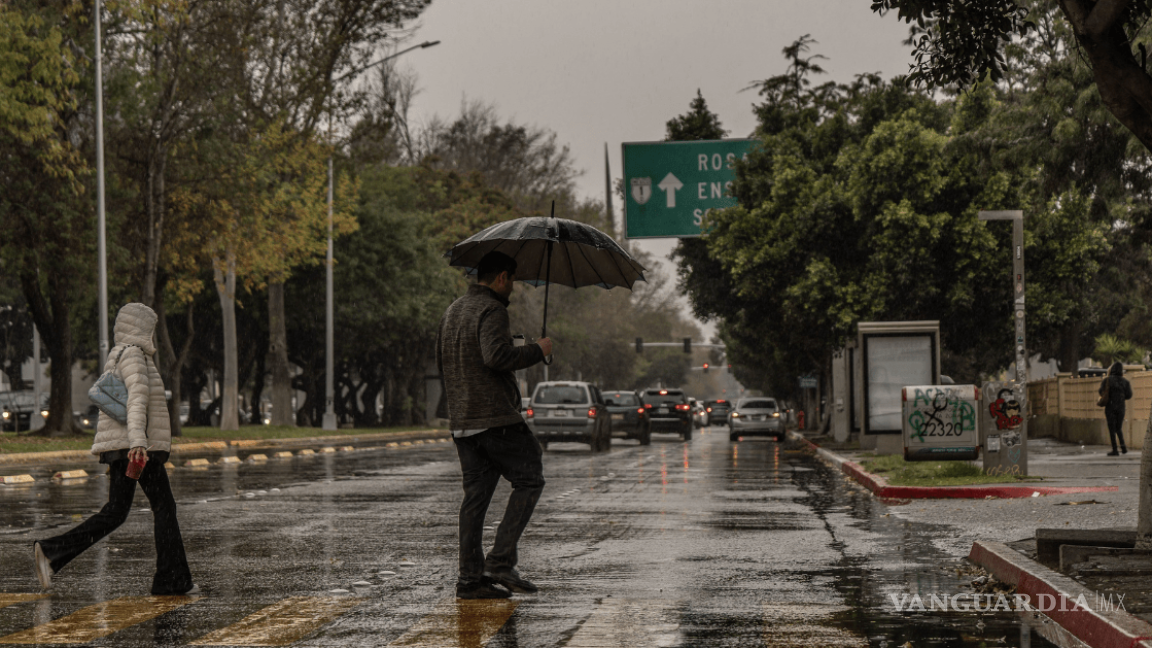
[437,251,552,599]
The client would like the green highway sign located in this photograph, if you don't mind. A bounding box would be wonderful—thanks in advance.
[622,139,756,238]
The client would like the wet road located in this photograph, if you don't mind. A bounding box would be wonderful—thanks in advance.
[0,429,1058,647]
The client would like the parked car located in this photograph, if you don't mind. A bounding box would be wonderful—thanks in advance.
[728,397,785,441]
[0,391,48,432]
[521,397,531,422]
[639,388,692,441]
[704,399,731,427]
[76,404,100,430]
[526,381,612,452]
[603,390,650,445]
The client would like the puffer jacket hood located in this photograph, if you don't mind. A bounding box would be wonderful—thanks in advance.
[91,303,171,455]
[114,302,157,354]
[1110,361,1124,376]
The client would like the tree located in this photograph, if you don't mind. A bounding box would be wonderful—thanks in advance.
[665,90,727,141]
[870,0,1152,151]
[1092,333,1144,366]
[0,3,91,436]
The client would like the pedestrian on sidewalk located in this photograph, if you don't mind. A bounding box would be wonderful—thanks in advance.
[436,251,552,600]
[33,303,196,595]
[1099,361,1133,456]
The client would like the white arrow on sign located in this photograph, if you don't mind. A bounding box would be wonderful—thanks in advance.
[658,172,683,208]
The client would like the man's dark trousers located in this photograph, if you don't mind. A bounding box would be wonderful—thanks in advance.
[1105,407,1127,451]
[454,422,545,585]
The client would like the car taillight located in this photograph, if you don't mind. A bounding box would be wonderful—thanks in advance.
[526,408,534,418]
[637,408,645,414]
[675,404,690,411]
[644,403,653,409]
[706,407,712,412]
[587,408,597,418]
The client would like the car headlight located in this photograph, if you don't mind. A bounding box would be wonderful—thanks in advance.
[772,412,780,418]
[41,410,49,418]
[731,412,740,418]
[2,411,8,420]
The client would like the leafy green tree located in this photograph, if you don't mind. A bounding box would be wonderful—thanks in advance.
[1092,333,1144,366]
[869,0,1152,151]
[666,90,727,141]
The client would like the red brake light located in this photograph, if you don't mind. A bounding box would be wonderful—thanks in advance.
[717,399,727,403]
[587,408,597,418]
[637,408,644,414]
[645,403,653,409]
[675,404,690,411]
[526,408,534,418]
[706,407,712,412]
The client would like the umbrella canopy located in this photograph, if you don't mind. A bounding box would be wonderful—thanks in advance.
[445,216,646,290]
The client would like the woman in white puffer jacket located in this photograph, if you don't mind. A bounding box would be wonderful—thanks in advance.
[33,303,196,595]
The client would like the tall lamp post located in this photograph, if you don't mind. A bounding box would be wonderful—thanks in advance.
[322,40,440,431]
[95,1,109,369]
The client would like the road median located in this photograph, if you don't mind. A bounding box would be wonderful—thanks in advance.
[790,430,1118,500]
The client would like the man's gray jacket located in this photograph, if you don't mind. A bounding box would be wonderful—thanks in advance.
[437,284,544,430]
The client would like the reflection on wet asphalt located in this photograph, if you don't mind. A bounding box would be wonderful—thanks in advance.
[0,430,1056,646]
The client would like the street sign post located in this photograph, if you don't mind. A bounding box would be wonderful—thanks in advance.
[622,139,756,238]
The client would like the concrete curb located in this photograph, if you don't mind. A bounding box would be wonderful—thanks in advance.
[969,540,1152,648]
[0,429,451,466]
[789,430,1119,500]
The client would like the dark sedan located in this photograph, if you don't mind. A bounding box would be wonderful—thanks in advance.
[603,390,650,445]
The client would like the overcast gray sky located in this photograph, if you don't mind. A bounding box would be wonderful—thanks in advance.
[402,0,917,340]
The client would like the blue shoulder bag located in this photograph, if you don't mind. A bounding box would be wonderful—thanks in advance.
[88,345,137,425]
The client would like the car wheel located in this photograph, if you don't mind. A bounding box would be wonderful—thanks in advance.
[729,433,739,442]
[639,430,651,445]
[682,428,692,442]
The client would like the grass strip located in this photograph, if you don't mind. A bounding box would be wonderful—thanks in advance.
[0,425,436,455]
[859,454,1043,487]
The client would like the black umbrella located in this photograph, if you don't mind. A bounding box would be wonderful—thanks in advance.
[446,204,646,354]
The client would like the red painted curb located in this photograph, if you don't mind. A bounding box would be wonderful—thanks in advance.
[970,541,1152,648]
[795,433,1118,499]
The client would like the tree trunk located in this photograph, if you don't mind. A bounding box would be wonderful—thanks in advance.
[157,297,195,436]
[20,270,76,436]
[214,250,240,431]
[249,340,267,425]
[267,282,295,426]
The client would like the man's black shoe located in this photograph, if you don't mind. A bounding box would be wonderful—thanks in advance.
[1107,450,1120,456]
[1122,447,1128,454]
[483,569,538,593]
[456,580,512,599]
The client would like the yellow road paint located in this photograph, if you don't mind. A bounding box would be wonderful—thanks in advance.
[185,459,210,467]
[52,470,88,480]
[339,446,354,452]
[164,462,176,469]
[388,599,518,648]
[0,594,48,610]
[386,442,400,447]
[246,454,268,462]
[297,449,315,456]
[319,447,336,454]
[0,596,196,644]
[219,456,241,464]
[566,599,680,648]
[274,451,293,458]
[1,475,34,485]
[190,596,362,646]
[762,603,866,648]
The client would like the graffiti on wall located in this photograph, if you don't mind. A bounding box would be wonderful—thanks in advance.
[988,388,1023,430]
[906,387,977,442]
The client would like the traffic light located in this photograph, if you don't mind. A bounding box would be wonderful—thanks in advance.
[683,337,691,353]
[635,337,643,353]
[702,363,709,373]
[727,364,732,373]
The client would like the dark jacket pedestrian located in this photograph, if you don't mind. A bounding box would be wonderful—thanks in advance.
[1099,361,1133,455]
[436,251,551,599]
[33,303,196,595]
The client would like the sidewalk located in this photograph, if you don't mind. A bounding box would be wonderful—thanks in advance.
[792,430,1122,500]
[0,428,451,483]
[795,429,1152,647]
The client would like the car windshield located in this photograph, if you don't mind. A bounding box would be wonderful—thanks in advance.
[604,393,638,406]
[644,392,684,405]
[708,402,730,409]
[534,385,588,405]
[740,400,777,410]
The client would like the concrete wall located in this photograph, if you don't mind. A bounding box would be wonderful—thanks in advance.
[1027,371,1148,449]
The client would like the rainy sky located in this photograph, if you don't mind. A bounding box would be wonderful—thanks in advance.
[403,0,917,338]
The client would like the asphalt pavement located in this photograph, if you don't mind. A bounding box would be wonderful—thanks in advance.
[0,427,1069,647]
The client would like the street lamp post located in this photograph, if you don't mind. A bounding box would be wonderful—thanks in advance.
[95,1,109,369]
[322,40,440,431]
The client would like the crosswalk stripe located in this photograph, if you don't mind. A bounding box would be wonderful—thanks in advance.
[762,603,867,648]
[189,596,363,646]
[0,594,47,610]
[566,599,681,648]
[387,599,518,647]
[0,595,196,645]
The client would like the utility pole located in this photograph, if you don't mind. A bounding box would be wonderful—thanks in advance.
[94,0,109,369]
